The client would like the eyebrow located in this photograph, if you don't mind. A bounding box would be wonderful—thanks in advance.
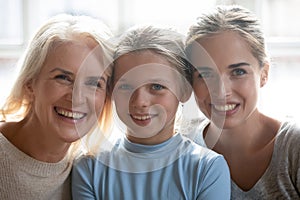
[194,63,250,71]
[194,66,213,71]
[228,62,250,69]
[50,68,74,75]
[86,76,107,83]
[116,78,171,84]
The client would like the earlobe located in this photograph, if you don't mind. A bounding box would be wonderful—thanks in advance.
[25,81,35,102]
[260,63,269,87]
[180,85,192,103]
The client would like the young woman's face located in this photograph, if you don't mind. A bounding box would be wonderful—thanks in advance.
[190,31,268,129]
[29,39,109,143]
[113,51,185,144]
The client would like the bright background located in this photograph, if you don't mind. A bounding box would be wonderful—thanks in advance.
[1,0,300,122]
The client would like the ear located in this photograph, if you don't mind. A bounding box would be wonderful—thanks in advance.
[260,63,269,88]
[25,80,35,102]
[180,85,192,103]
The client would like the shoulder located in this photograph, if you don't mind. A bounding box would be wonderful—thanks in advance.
[182,117,209,147]
[275,121,300,162]
[276,121,300,145]
[181,136,228,169]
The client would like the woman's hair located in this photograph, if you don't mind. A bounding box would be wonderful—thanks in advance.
[185,5,268,68]
[0,14,114,153]
[113,25,192,85]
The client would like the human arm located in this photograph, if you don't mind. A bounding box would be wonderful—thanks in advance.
[197,156,231,200]
[71,156,96,200]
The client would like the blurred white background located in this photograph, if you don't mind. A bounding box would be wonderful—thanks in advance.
[1,0,300,122]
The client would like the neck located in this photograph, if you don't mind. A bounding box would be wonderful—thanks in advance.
[4,117,71,163]
[207,111,280,154]
[126,126,175,145]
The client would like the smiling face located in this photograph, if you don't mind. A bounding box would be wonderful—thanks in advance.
[113,50,185,145]
[190,31,268,129]
[28,37,108,143]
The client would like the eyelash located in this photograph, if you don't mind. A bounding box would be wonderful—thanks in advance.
[232,68,247,76]
[116,83,166,91]
[195,68,247,79]
[54,74,72,83]
[85,79,104,89]
[151,84,165,90]
[197,71,213,79]
[118,84,133,90]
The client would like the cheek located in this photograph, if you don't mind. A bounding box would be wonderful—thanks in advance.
[235,78,259,96]
[193,82,209,102]
[93,92,107,114]
[33,82,67,104]
[114,97,129,118]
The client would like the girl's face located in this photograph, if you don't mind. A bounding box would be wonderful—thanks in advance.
[190,31,268,129]
[29,38,109,143]
[113,51,187,145]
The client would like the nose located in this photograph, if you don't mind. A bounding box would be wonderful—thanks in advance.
[130,87,150,108]
[70,82,86,105]
[211,74,232,99]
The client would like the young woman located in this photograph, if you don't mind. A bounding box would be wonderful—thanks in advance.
[72,25,230,200]
[185,5,300,199]
[0,14,114,199]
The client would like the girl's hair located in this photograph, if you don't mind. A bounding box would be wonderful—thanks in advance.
[0,14,114,154]
[113,25,192,85]
[112,25,192,135]
[186,5,268,68]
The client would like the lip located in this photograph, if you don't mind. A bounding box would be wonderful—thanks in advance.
[130,113,156,126]
[54,106,87,123]
[210,103,240,116]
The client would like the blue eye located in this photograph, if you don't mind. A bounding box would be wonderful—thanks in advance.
[54,74,72,84]
[118,84,133,90]
[232,68,247,76]
[85,79,105,89]
[198,71,213,79]
[151,84,164,90]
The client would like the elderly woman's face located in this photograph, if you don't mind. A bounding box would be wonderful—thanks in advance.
[29,39,108,142]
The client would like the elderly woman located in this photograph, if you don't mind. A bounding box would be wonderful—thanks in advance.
[0,14,114,199]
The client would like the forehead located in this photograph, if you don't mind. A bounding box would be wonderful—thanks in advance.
[189,31,256,68]
[42,38,106,75]
[114,50,176,80]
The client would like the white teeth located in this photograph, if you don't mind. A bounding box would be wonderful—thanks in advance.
[56,108,85,119]
[132,115,151,121]
[214,104,236,112]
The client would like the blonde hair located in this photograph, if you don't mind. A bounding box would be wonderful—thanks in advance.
[186,5,268,68]
[1,14,114,154]
[114,25,192,84]
[112,25,192,135]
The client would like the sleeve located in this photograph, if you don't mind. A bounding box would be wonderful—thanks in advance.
[290,124,300,194]
[197,156,231,200]
[71,156,96,200]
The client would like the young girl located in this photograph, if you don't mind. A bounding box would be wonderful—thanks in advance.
[185,5,300,199]
[72,26,230,199]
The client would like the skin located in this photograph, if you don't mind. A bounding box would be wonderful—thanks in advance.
[190,31,281,191]
[113,50,190,145]
[0,37,108,162]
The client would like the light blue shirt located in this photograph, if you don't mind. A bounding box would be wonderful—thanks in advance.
[72,134,230,200]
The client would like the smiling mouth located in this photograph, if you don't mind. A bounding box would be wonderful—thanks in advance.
[213,104,238,112]
[131,114,154,121]
[55,107,86,120]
